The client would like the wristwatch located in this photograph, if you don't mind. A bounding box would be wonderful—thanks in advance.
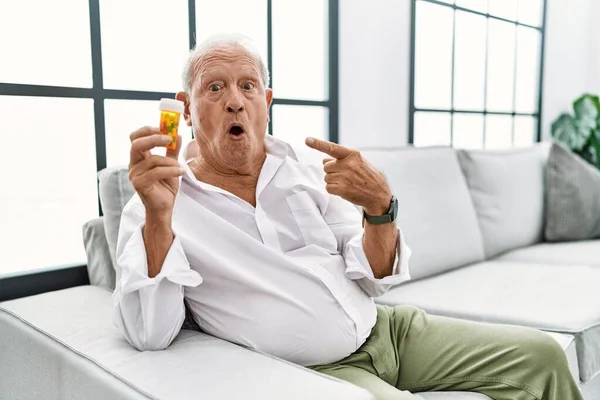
[363,195,398,226]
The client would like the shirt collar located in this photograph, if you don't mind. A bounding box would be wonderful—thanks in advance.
[180,134,298,194]
[264,134,299,161]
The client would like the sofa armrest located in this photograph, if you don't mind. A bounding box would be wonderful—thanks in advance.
[82,217,116,290]
[0,286,373,400]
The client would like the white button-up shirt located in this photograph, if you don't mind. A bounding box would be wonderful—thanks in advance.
[113,135,411,366]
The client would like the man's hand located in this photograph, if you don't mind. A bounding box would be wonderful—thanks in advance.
[129,126,184,215]
[305,137,392,216]
[129,126,184,278]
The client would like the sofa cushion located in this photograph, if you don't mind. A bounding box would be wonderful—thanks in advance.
[0,304,150,400]
[376,261,600,382]
[494,240,600,267]
[0,286,372,400]
[456,145,548,258]
[545,142,600,241]
[360,147,485,281]
[98,167,136,279]
[82,217,115,290]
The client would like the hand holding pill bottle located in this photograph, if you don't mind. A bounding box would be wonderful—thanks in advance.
[159,98,185,151]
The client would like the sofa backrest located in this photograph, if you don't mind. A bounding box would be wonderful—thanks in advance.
[456,144,549,259]
[360,146,485,281]
[92,144,548,284]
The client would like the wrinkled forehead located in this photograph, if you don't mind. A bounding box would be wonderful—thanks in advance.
[194,45,262,85]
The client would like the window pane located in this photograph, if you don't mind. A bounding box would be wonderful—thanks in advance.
[518,0,543,27]
[100,0,189,92]
[514,116,537,147]
[514,27,541,113]
[453,12,487,110]
[0,0,92,87]
[196,0,268,69]
[453,113,484,149]
[414,2,454,109]
[486,19,516,112]
[485,115,513,149]
[488,0,518,21]
[272,0,327,100]
[105,100,193,168]
[456,0,487,13]
[272,105,328,149]
[0,97,97,275]
[414,112,452,147]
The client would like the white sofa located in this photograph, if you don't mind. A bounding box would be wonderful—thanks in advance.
[360,144,600,399]
[1,143,598,399]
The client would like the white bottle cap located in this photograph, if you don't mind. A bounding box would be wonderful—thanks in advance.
[159,98,184,114]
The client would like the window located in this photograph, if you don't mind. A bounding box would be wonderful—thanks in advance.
[409,0,546,149]
[272,105,329,148]
[99,0,190,93]
[194,0,335,146]
[270,0,336,146]
[0,0,93,88]
[0,0,339,279]
[0,97,98,274]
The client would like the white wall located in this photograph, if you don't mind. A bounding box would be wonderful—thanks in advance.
[339,0,600,146]
[585,0,600,95]
[541,0,597,140]
[338,0,412,148]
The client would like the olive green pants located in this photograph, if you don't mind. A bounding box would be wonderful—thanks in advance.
[310,306,583,400]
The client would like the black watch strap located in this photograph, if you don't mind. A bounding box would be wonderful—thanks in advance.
[362,195,398,226]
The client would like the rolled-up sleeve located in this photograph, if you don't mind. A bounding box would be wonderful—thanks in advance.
[343,228,411,297]
[320,180,412,298]
[112,196,202,351]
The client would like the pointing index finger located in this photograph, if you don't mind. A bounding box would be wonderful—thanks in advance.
[305,137,353,159]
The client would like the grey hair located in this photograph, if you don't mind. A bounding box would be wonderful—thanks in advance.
[182,33,270,93]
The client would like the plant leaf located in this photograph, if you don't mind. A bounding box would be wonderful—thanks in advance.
[578,148,596,166]
[551,113,588,151]
[588,130,600,170]
[573,94,599,133]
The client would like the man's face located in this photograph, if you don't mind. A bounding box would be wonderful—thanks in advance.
[178,45,273,172]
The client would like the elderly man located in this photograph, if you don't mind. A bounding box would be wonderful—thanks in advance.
[113,34,582,400]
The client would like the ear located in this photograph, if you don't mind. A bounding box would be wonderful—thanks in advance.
[265,88,273,122]
[265,88,273,109]
[176,91,193,127]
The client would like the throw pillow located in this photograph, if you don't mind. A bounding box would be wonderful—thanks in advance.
[545,142,600,241]
[98,167,136,276]
[82,217,116,290]
[456,145,548,259]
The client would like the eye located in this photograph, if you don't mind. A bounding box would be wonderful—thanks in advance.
[208,84,221,92]
[242,82,255,91]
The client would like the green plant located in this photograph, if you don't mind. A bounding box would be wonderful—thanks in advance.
[551,94,600,169]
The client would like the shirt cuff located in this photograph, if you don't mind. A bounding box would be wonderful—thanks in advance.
[116,224,203,299]
[343,226,412,294]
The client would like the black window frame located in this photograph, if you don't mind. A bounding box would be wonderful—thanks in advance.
[408,0,548,146]
[0,0,339,301]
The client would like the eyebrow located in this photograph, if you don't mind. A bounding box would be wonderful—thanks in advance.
[239,72,260,81]
[199,70,220,82]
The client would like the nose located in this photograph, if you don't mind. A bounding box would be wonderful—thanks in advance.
[225,89,245,113]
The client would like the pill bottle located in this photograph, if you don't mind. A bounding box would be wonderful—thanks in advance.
[159,98,185,150]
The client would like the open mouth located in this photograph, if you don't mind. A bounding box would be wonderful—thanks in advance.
[228,124,245,136]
